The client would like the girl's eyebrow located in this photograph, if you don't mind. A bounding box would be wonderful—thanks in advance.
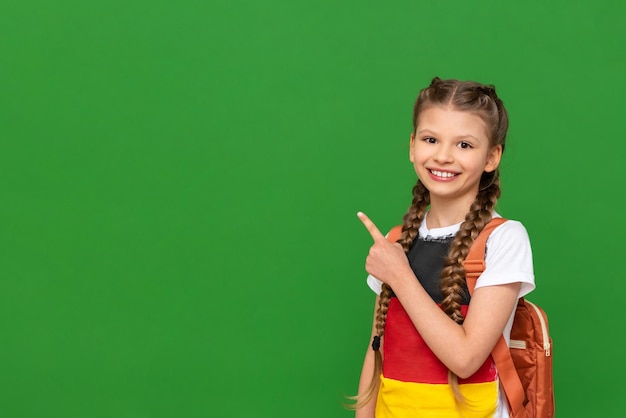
[456,134,481,141]
[416,129,436,135]
[416,129,480,141]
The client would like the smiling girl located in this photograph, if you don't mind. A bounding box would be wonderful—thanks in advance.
[350,77,535,417]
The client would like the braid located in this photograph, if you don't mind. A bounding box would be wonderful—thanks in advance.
[439,175,501,323]
[348,180,429,409]
[441,175,501,404]
[374,179,430,342]
[374,284,393,341]
[398,180,430,251]
[372,179,429,382]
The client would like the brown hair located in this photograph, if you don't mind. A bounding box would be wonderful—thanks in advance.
[351,77,509,409]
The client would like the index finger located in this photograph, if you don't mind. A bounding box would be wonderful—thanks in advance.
[357,211,386,242]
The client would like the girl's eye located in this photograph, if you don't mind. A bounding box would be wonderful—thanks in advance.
[424,137,437,144]
[458,141,473,149]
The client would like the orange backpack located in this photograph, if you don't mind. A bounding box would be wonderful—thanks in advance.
[387,218,555,417]
[464,218,555,418]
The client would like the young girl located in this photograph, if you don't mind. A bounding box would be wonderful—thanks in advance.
[352,77,535,417]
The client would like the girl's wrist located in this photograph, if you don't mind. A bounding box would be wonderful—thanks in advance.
[388,269,417,296]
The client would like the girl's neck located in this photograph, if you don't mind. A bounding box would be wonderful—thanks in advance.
[426,197,475,229]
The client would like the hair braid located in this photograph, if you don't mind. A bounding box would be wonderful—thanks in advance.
[439,175,501,323]
[375,180,430,344]
[372,180,430,383]
[397,181,430,251]
[348,180,430,409]
[441,176,501,403]
[375,180,430,350]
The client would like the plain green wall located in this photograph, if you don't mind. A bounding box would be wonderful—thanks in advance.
[1,0,625,416]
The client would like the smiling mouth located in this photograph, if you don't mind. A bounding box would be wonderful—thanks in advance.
[429,169,458,179]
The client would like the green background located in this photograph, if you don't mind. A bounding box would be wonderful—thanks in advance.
[1,0,624,416]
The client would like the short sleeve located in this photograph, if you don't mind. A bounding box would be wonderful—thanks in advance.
[367,274,383,295]
[475,220,536,298]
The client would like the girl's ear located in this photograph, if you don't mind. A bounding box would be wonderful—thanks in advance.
[409,133,415,162]
[484,144,503,173]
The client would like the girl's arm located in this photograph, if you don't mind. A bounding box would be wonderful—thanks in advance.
[355,296,380,418]
[394,277,519,378]
[358,212,520,379]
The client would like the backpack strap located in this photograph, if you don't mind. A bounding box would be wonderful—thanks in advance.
[464,217,508,290]
[386,225,403,243]
[464,217,526,417]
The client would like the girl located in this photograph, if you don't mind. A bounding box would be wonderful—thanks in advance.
[351,77,535,417]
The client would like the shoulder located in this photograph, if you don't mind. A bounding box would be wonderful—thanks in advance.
[489,218,531,246]
[478,217,535,297]
[486,218,533,263]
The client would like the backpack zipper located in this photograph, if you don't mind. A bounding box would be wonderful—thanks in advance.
[526,300,551,357]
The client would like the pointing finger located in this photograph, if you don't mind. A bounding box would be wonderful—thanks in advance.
[357,211,385,242]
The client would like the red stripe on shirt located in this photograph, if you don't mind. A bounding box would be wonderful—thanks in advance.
[382,298,498,384]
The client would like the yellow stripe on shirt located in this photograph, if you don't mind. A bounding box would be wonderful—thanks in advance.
[375,375,499,418]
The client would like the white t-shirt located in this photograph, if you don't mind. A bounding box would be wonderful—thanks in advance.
[366,214,535,418]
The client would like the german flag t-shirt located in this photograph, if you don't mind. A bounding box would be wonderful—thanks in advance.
[366,216,535,418]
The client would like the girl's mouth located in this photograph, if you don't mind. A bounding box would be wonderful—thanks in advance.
[429,169,458,179]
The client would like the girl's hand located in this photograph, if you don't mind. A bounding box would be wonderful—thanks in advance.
[357,212,413,289]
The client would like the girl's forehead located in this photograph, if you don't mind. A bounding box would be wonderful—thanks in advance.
[416,106,489,139]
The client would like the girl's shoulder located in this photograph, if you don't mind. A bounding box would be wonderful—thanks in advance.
[481,216,535,296]
[489,216,531,246]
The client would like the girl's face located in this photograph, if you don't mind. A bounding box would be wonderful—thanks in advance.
[410,106,502,205]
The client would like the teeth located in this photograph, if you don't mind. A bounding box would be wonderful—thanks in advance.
[431,170,455,178]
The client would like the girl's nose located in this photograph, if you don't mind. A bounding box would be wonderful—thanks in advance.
[433,145,454,163]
